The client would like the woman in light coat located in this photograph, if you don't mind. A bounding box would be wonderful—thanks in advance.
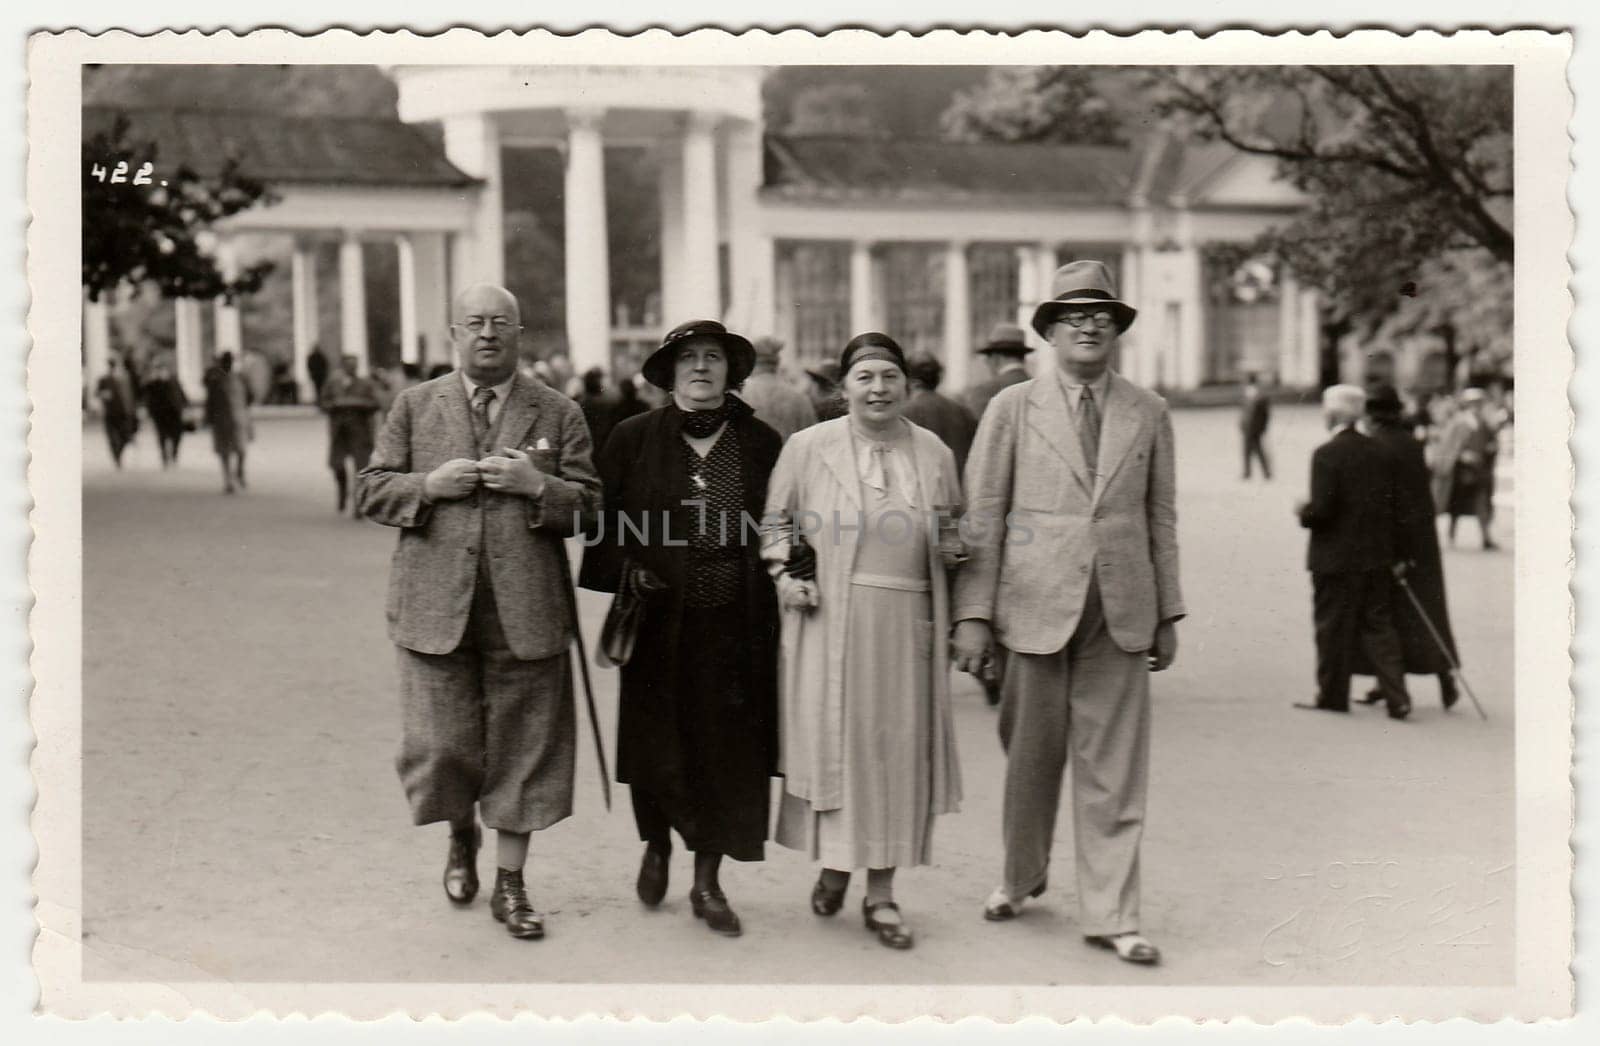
[761,332,963,950]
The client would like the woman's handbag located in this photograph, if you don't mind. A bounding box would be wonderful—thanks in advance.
[596,561,668,668]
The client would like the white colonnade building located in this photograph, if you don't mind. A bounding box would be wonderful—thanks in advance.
[84,66,1324,402]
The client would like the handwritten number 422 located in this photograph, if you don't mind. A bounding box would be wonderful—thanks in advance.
[89,161,154,186]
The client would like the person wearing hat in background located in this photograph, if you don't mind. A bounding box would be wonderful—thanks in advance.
[902,353,979,477]
[1431,387,1499,550]
[358,284,602,943]
[1294,384,1413,721]
[952,260,1182,966]
[321,353,383,517]
[963,322,1034,423]
[1354,383,1461,711]
[579,319,782,938]
[804,360,847,422]
[737,335,818,442]
[762,331,964,951]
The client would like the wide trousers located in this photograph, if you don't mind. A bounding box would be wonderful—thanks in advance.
[997,575,1150,936]
[1311,569,1410,713]
[395,571,576,834]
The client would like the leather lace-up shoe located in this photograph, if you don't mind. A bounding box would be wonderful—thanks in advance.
[444,824,481,905]
[637,846,669,908]
[689,886,742,936]
[490,869,545,940]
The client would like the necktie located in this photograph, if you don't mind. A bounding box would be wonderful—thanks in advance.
[471,386,496,453]
[1078,385,1101,477]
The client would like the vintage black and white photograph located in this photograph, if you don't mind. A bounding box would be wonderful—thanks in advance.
[25,27,1573,1022]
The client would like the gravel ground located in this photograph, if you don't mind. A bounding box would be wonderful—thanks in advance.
[80,404,1515,987]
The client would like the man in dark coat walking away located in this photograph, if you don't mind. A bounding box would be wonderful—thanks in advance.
[321,354,383,516]
[141,356,189,468]
[1295,384,1412,720]
[963,323,1033,422]
[902,353,979,475]
[1354,384,1461,710]
[1239,372,1272,479]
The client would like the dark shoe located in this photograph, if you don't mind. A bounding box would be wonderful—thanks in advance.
[1441,675,1460,710]
[1358,688,1385,706]
[489,869,545,940]
[636,846,669,908]
[811,874,848,917]
[1293,701,1349,714]
[689,886,742,936]
[444,824,481,905]
[983,877,1046,921]
[1085,932,1161,965]
[863,899,914,950]
[1388,701,1412,721]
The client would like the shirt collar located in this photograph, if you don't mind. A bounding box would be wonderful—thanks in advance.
[461,369,516,403]
[1055,367,1110,402]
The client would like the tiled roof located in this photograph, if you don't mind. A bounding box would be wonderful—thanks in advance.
[82,105,477,190]
[763,134,1143,205]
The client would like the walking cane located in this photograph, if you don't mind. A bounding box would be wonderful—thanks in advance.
[557,539,612,810]
[1396,574,1489,722]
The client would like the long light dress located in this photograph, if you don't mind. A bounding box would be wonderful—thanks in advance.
[775,426,938,869]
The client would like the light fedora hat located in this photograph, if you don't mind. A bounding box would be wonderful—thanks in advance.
[1030,259,1137,338]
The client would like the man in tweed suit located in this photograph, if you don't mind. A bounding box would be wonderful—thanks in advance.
[358,284,601,941]
[952,261,1183,966]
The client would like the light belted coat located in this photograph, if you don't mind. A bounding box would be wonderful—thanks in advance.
[357,371,601,661]
[953,371,1184,655]
[760,416,963,815]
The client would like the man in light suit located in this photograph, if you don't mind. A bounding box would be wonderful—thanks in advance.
[358,284,601,941]
[953,260,1183,966]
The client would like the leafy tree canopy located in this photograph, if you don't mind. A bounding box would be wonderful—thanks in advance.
[82,114,276,302]
[1149,66,1512,326]
[941,67,1124,145]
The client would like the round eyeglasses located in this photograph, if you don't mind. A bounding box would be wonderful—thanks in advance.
[1059,311,1116,331]
[457,318,522,335]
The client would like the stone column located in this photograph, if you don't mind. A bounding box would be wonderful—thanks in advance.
[290,241,317,399]
[411,231,449,370]
[213,235,243,358]
[680,111,721,320]
[941,241,972,392]
[1276,271,1300,387]
[397,234,419,366]
[849,240,875,334]
[442,112,504,289]
[1298,287,1321,387]
[723,119,772,336]
[1119,243,1144,385]
[564,107,611,375]
[83,292,111,408]
[657,137,686,327]
[174,297,204,400]
[1175,246,1206,390]
[339,233,369,375]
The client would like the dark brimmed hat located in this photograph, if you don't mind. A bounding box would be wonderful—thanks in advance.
[976,322,1032,357]
[804,360,842,386]
[640,319,756,390]
[1030,260,1137,338]
[840,331,908,378]
[1365,383,1403,415]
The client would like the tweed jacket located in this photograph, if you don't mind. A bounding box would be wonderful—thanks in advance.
[952,371,1184,656]
[357,371,601,661]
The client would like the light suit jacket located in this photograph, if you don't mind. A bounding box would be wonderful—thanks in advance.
[357,371,601,661]
[760,416,963,814]
[952,371,1184,655]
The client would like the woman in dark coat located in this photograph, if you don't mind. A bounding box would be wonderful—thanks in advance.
[1356,384,1461,709]
[578,319,782,937]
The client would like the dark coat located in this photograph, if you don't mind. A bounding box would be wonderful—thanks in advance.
[1240,390,1271,437]
[578,402,783,790]
[1298,426,1406,575]
[902,388,979,477]
[963,366,1030,422]
[1355,421,1458,673]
